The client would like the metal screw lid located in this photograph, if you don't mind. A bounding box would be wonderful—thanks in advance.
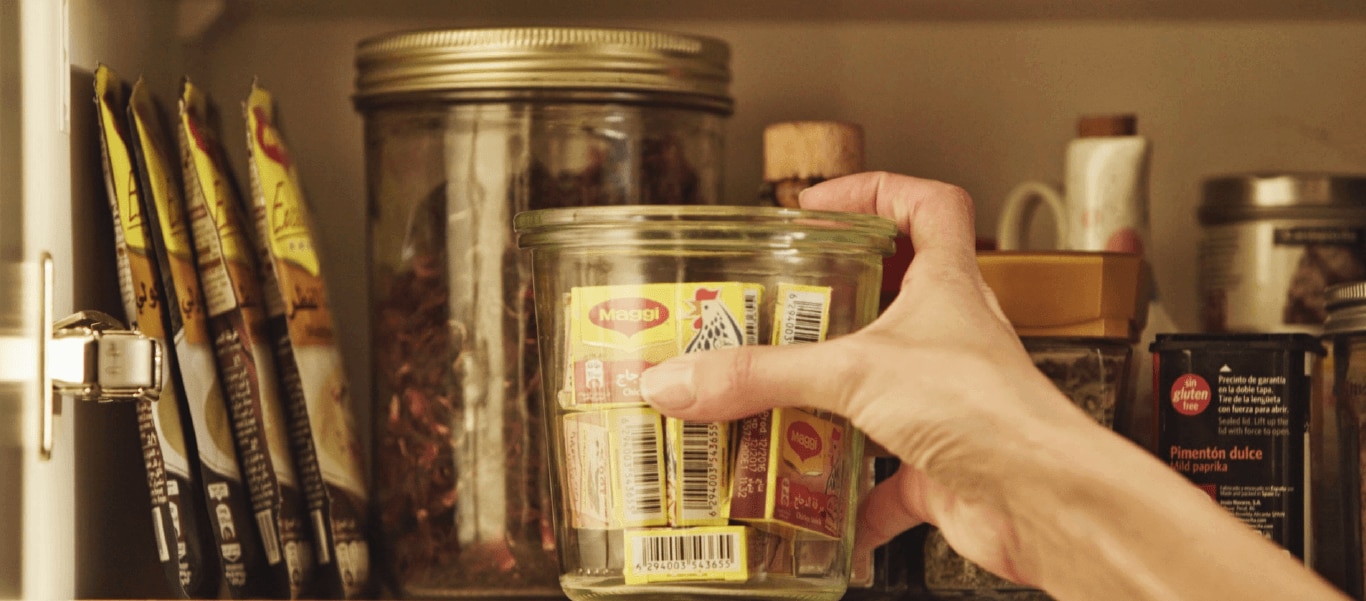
[1199,173,1366,225]
[353,27,733,113]
[1324,281,1366,334]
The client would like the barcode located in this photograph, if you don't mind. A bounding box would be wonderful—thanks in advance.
[631,530,741,574]
[617,413,664,525]
[256,509,282,565]
[743,286,761,346]
[778,287,830,345]
[153,508,171,561]
[680,422,719,514]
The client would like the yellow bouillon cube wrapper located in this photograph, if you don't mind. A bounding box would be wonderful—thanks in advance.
[623,526,750,585]
[665,418,732,527]
[772,283,833,345]
[568,282,755,409]
[730,407,852,540]
[563,407,669,530]
[562,410,614,530]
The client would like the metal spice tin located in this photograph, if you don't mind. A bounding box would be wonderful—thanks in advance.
[1151,333,1321,557]
[1199,173,1366,333]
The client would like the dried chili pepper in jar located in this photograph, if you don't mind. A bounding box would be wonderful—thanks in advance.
[355,27,733,598]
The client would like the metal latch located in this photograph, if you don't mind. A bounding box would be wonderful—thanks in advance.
[0,255,163,461]
[49,310,162,403]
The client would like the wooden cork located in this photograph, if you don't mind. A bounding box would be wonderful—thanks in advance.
[1077,114,1137,137]
[763,121,865,181]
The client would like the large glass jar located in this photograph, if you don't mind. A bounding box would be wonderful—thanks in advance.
[354,27,732,598]
[515,205,896,601]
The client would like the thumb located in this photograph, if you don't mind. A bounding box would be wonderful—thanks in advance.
[639,340,857,422]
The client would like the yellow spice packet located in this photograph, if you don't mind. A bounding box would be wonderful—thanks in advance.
[245,81,372,598]
[96,64,210,599]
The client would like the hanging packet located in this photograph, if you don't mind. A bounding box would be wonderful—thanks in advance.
[154,77,318,598]
[244,81,372,597]
[95,65,217,598]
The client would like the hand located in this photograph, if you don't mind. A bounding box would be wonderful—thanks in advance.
[639,171,1101,586]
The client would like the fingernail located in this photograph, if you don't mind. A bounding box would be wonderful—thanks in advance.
[640,358,696,411]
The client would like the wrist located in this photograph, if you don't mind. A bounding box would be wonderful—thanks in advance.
[1000,409,1340,601]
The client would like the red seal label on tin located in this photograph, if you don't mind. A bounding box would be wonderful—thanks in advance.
[1171,374,1212,416]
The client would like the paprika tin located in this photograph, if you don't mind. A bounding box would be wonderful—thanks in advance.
[1152,334,1322,558]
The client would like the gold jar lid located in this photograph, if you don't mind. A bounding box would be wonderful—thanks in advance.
[353,27,733,113]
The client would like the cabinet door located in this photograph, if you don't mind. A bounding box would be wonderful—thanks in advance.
[0,0,77,598]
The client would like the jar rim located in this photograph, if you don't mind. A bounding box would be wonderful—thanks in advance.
[514,205,898,254]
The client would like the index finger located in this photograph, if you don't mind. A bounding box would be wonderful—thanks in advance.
[800,171,1012,328]
[799,172,979,269]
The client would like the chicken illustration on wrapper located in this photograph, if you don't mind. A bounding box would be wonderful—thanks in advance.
[558,282,756,582]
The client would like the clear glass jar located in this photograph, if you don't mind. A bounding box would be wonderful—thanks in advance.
[515,205,896,601]
[1325,282,1366,597]
[356,28,732,598]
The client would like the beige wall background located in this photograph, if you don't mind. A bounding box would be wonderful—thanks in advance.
[181,17,1366,374]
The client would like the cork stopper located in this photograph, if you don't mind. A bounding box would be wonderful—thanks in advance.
[763,121,865,181]
[1077,114,1137,137]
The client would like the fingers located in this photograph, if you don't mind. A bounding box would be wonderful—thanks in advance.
[640,340,859,422]
[800,172,996,325]
[798,172,978,269]
[853,465,932,557]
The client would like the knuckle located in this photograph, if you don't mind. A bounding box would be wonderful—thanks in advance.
[938,183,977,216]
[819,338,871,414]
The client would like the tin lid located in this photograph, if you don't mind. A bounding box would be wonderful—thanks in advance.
[1149,333,1324,354]
[354,27,733,113]
[976,251,1146,341]
[1324,281,1366,334]
[1199,173,1366,224]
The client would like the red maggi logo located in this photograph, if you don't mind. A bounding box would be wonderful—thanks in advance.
[588,298,669,336]
[787,422,822,461]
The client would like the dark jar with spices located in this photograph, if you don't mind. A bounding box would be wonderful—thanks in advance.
[353,27,732,598]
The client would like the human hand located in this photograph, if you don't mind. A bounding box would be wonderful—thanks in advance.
[638,171,1105,586]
